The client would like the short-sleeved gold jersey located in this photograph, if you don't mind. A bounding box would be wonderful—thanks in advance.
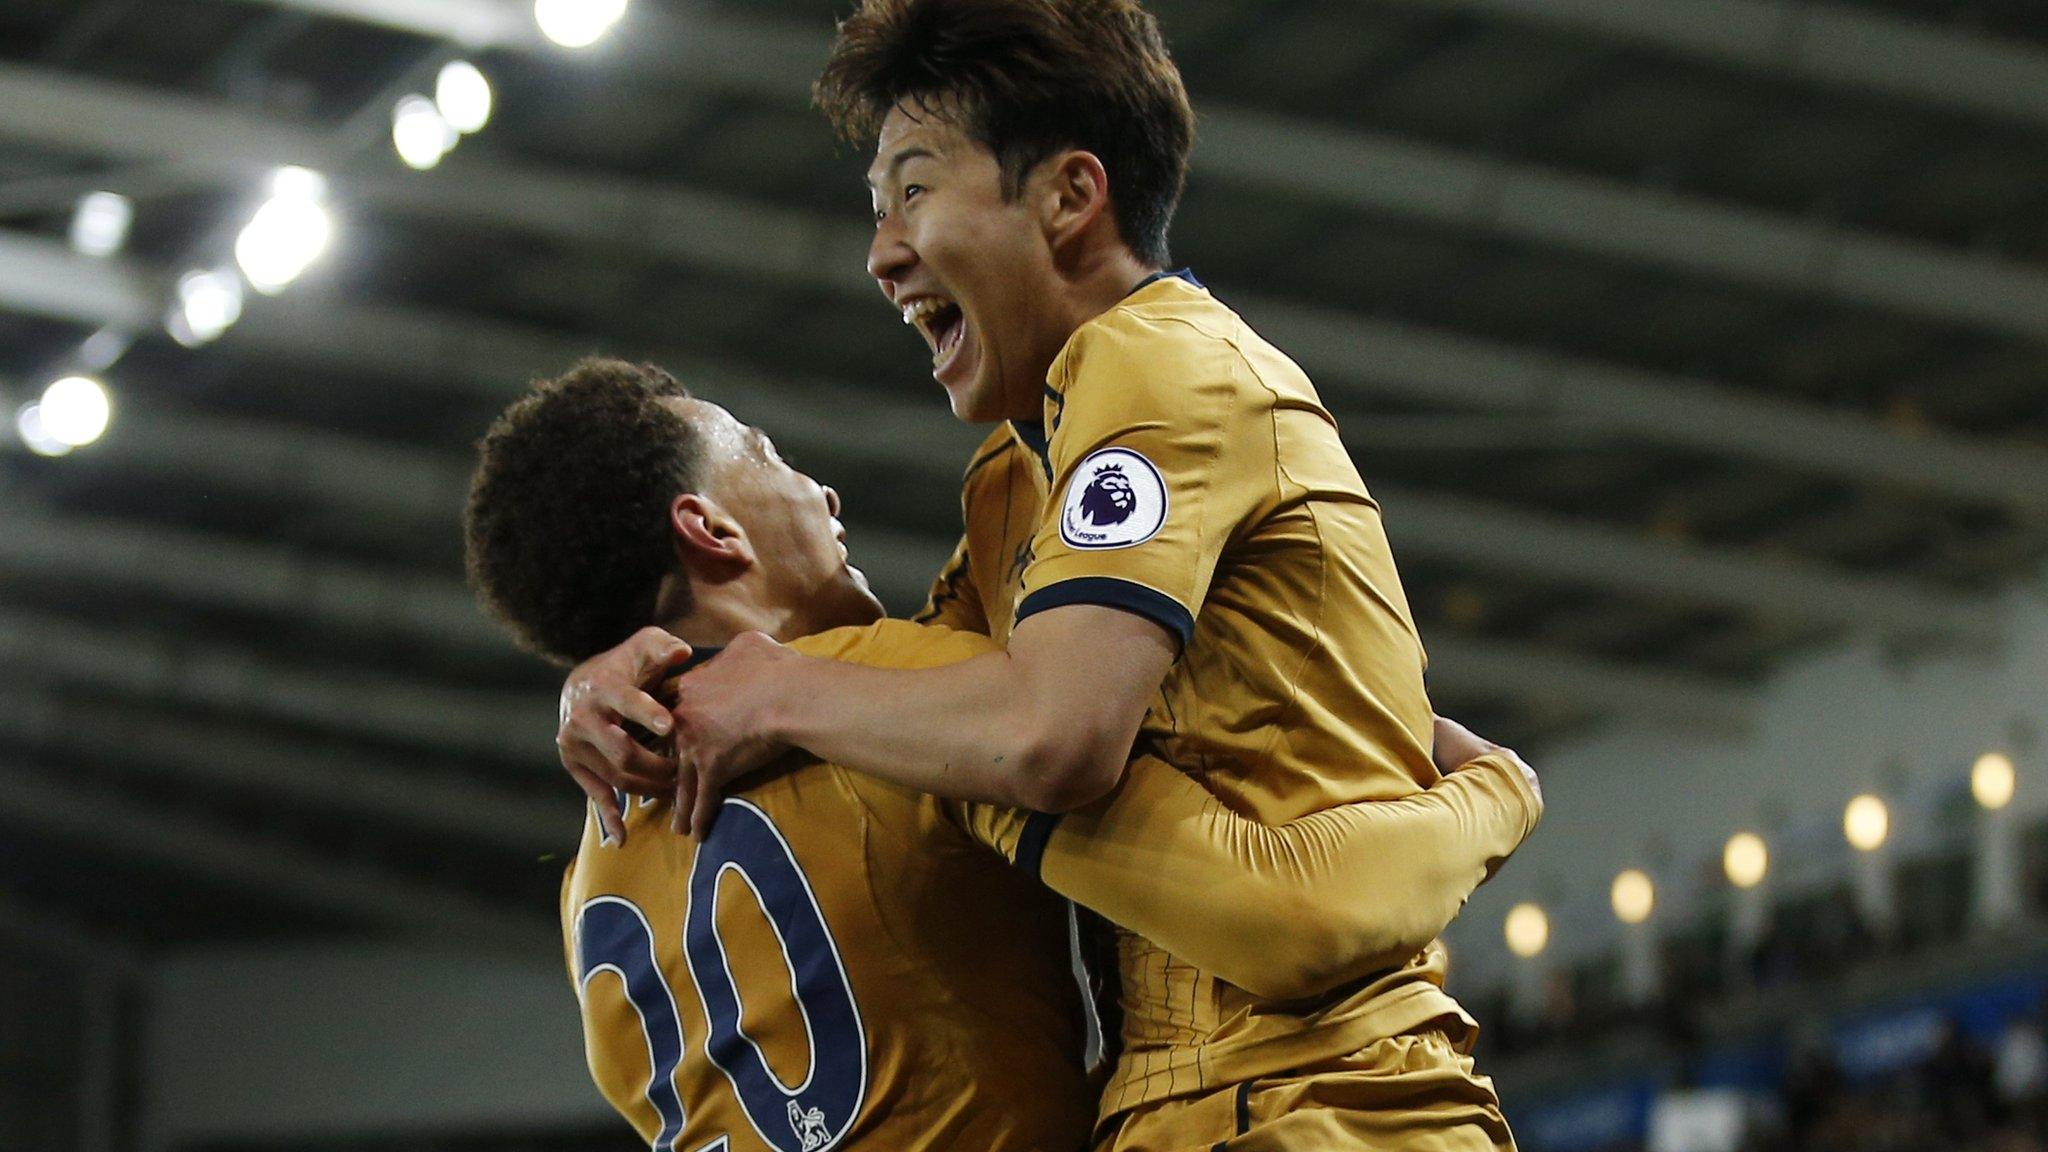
[562,623,1093,1152]
[918,272,1472,1120]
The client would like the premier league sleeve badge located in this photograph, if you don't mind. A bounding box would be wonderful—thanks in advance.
[1060,447,1168,550]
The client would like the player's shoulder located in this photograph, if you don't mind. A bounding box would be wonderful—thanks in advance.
[787,619,1000,670]
[1051,278,1268,407]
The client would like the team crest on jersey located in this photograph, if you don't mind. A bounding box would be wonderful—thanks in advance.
[1060,448,1167,550]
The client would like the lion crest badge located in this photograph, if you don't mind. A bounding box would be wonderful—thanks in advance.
[1060,447,1167,550]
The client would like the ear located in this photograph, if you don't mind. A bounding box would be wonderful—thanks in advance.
[1036,150,1114,250]
[669,493,755,580]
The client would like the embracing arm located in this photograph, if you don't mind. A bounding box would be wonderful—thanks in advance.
[673,604,1173,829]
[956,745,1544,1001]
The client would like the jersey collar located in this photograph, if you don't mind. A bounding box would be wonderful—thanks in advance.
[1011,270,1200,477]
[1127,267,1202,296]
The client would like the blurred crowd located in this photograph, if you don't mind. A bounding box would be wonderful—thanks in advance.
[1480,827,2048,1152]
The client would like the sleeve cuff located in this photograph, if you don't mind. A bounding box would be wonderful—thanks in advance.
[1012,812,1061,882]
[1014,577,1194,649]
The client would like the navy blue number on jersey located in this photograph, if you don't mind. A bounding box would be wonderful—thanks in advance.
[575,799,867,1152]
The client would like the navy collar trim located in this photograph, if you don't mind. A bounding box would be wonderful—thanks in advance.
[1128,268,1201,296]
[678,645,722,672]
[1009,419,1053,480]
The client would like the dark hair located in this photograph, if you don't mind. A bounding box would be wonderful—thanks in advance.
[464,358,704,666]
[815,0,1195,268]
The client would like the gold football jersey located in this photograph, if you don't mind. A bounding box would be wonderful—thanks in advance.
[920,271,1474,1118]
[561,624,1094,1152]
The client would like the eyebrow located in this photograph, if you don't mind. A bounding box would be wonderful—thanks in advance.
[865,147,937,191]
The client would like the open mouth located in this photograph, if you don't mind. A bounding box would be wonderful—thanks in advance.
[903,297,966,366]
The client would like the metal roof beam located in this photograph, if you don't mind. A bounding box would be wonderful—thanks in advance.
[1381,0,2048,131]
[1380,488,2000,646]
[1,686,570,852]
[0,498,511,656]
[0,608,555,764]
[0,760,552,956]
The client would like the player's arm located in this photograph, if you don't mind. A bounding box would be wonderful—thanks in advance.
[669,607,1172,830]
[951,721,1543,1001]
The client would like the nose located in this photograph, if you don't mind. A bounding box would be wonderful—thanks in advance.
[867,214,915,296]
[823,485,842,519]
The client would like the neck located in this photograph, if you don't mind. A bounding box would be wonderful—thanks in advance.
[1057,245,1158,337]
[654,574,809,649]
[1006,244,1158,421]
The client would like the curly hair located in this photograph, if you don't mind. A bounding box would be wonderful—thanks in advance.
[814,0,1195,268]
[464,358,705,666]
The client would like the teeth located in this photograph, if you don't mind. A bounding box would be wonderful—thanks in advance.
[900,298,950,328]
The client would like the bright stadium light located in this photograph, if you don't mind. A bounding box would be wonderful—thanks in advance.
[1974,752,2016,811]
[169,268,244,346]
[1844,794,1890,853]
[39,376,112,448]
[392,94,457,170]
[69,191,133,257]
[1612,870,1655,925]
[1724,832,1768,889]
[236,180,333,294]
[15,404,71,457]
[436,60,493,134]
[1504,902,1549,959]
[535,0,627,48]
[269,165,328,201]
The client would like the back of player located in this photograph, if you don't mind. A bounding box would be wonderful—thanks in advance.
[562,713,1094,1152]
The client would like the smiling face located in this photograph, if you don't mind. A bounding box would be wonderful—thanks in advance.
[865,103,1068,424]
[677,398,884,634]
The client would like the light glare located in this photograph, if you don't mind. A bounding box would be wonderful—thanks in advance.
[236,192,333,294]
[69,191,132,257]
[535,0,627,48]
[39,376,111,447]
[392,94,457,170]
[1844,794,1889,852]
[1974,753,2016,811]
[15,404,71,457]
[1612,869,1655,925]
[1724,832,1768,889]
[174,268,244,345]
[1505,902,1549,959]
[436,61,493,134]
[269,166,328,201]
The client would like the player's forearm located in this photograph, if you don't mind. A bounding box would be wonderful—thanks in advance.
[767,648,1128,810]
[1035,753,1542,1000]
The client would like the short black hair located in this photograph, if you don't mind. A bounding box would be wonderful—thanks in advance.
[815,0,1196,268]
[464,358,704,666]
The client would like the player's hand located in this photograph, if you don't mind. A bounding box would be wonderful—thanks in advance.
[670,631,799,836]
[1433,714,1541,804]
[558,626,693,843]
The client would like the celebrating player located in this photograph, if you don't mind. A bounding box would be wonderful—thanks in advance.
[467,360,1541,1150]
[561,1,1533,1145]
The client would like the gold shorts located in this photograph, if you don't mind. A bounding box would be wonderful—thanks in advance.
[1094,1023,1514,1152]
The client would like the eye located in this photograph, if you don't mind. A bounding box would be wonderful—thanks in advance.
[903,184,926,201]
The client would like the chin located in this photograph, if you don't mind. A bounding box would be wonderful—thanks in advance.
[941,378,999,424]
[819,573,887,630]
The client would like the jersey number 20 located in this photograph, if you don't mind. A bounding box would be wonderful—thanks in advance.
[574,799,868,1152]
